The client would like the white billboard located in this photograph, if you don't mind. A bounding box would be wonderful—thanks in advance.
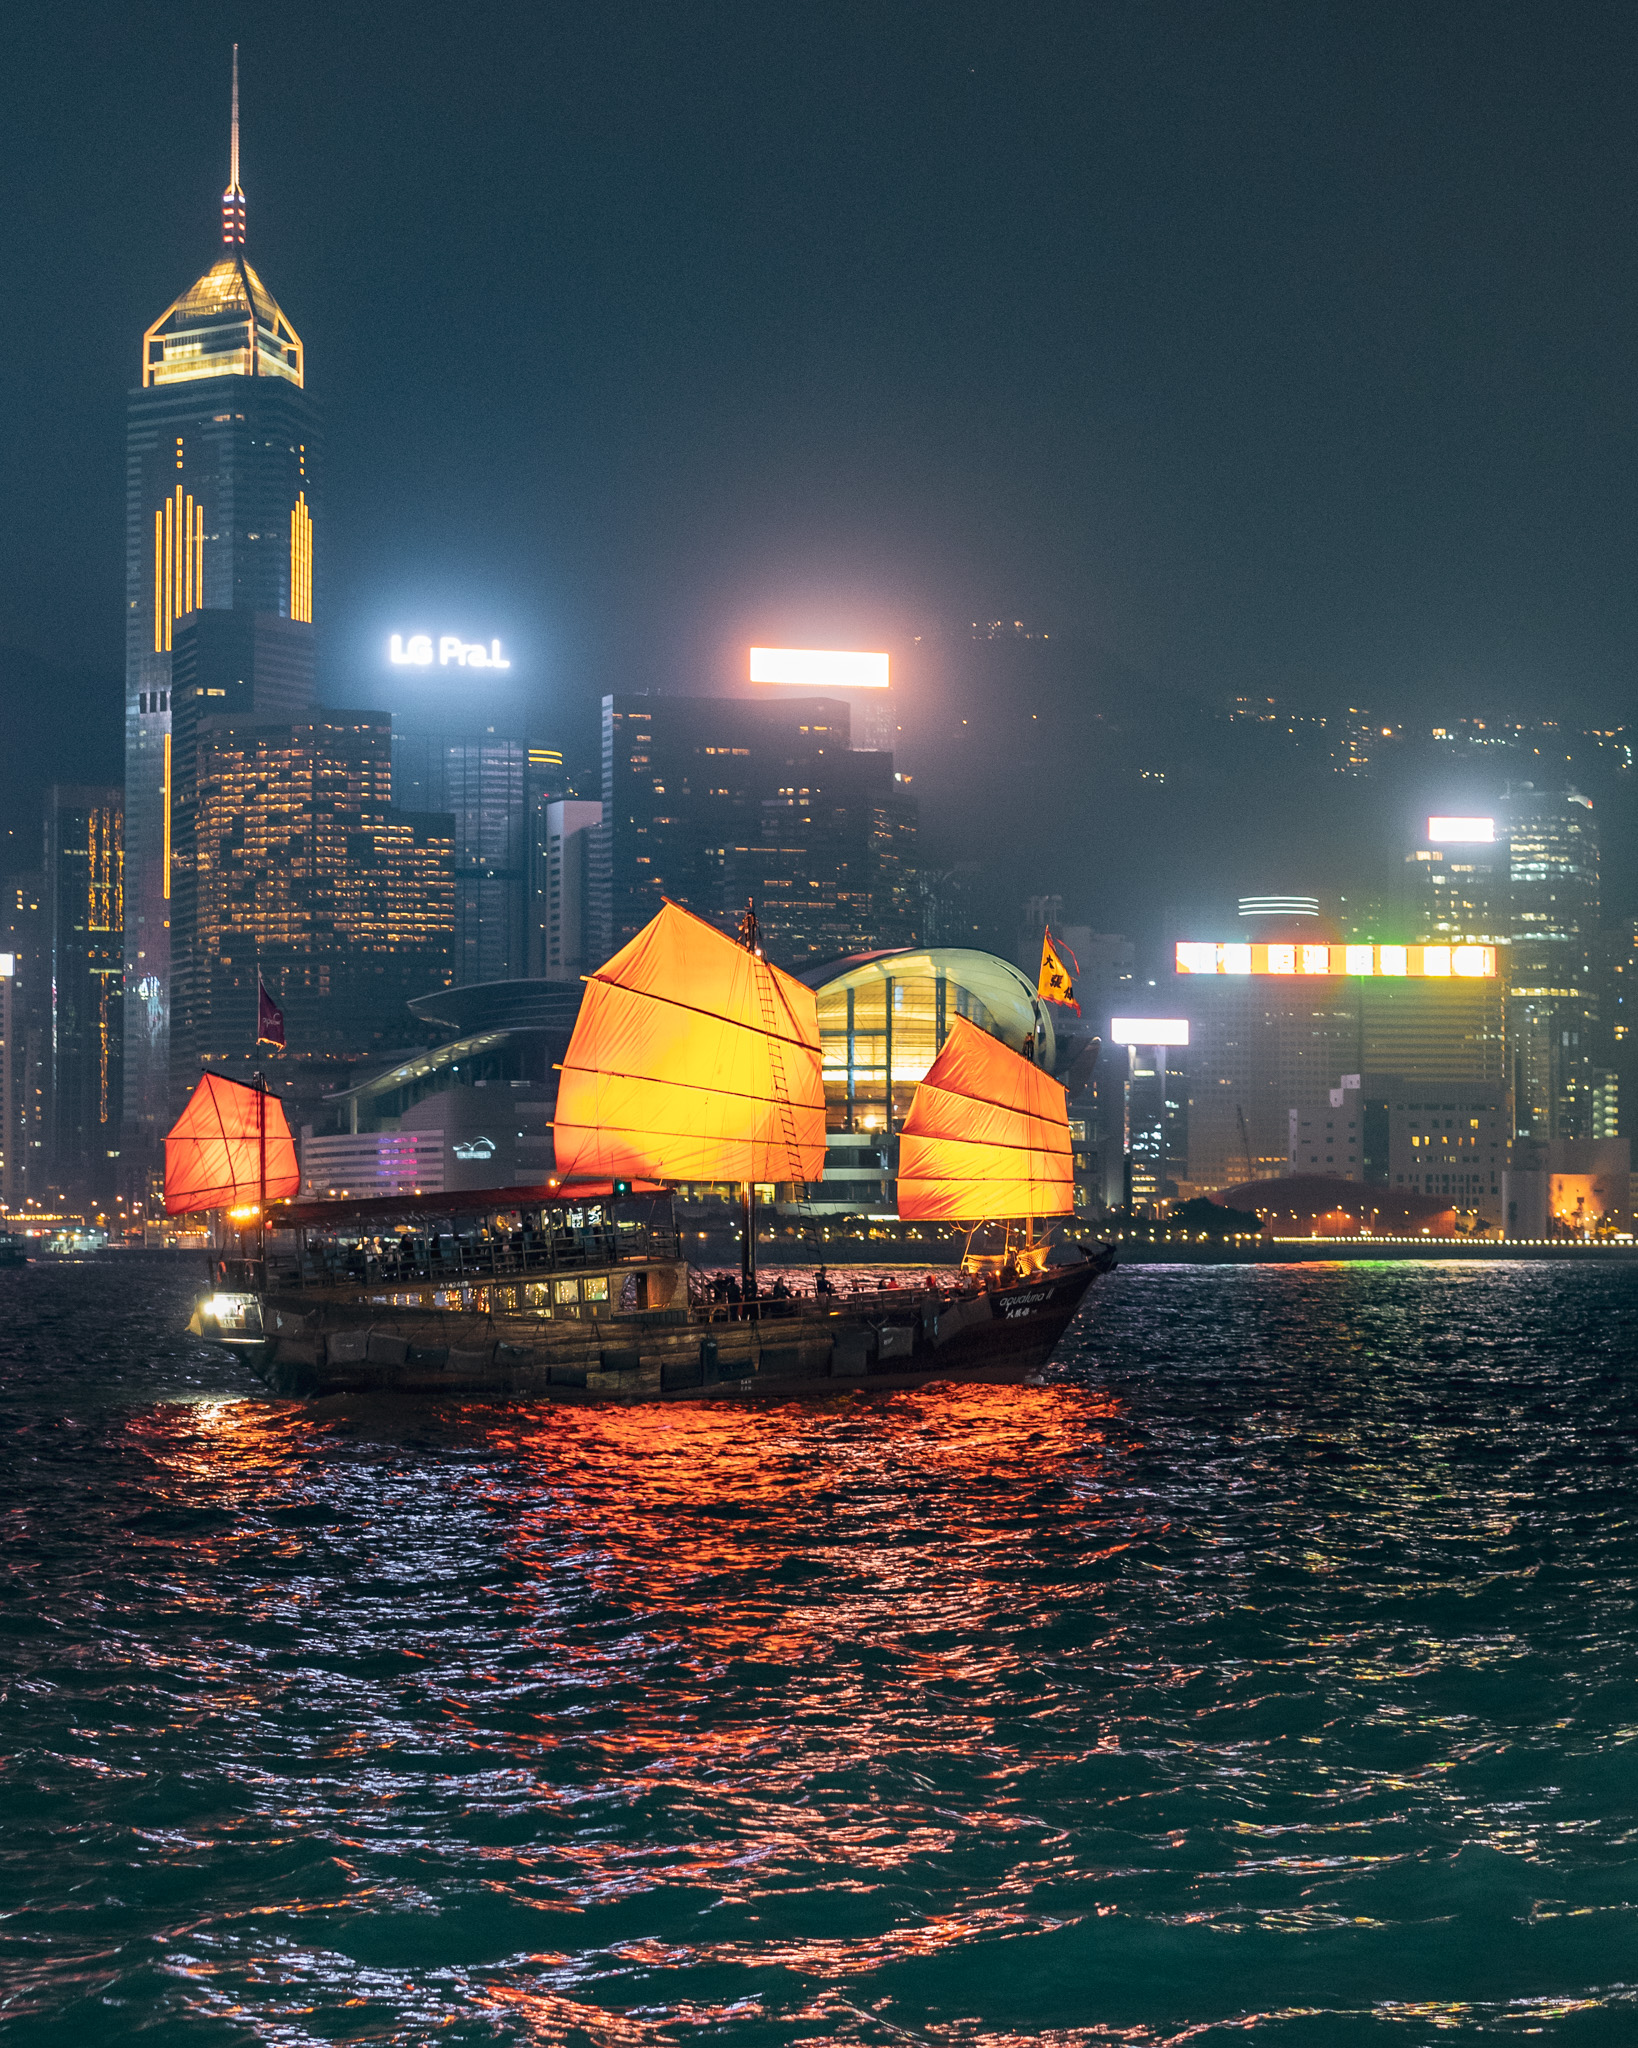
[1110,1017,1190,1045]
[1427,815,1494,843]
[749,647,888,689]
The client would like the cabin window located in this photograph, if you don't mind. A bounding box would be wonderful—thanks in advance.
[524,1282,553,1308]
[554,1278,580,1304]
[583,1276,609,1303]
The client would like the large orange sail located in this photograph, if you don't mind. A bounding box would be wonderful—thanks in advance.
[164,1072,301,1215]
[552,901,826,1185]
[896,1014,1074,1222]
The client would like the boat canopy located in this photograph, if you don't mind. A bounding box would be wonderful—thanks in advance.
[268,1179,666,1230]
[895,1015,1074,1223]
[553,900,826,1186]
[164,1072,301,1215]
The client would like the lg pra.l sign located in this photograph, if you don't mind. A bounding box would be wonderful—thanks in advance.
[388,633,511,670]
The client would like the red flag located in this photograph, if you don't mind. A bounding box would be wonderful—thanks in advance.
[257,980,285,1048]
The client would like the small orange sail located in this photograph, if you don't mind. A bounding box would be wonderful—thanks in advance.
[896,1014,1074,1222]
[552,900,826,1185]
[164,1072,301,1215]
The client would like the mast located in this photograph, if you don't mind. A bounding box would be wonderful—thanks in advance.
[222,44,246,248]
[256,1066,266,1275]
[737,899,759,1316]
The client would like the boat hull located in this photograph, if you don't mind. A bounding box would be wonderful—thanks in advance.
[210,1253,1115,1404]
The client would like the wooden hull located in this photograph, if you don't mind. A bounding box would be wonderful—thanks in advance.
[210,1252,1115,1404]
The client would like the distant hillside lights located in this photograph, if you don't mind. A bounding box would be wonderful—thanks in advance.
[388,634,511,670]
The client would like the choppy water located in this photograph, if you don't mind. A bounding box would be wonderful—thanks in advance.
[2,1253,1637,2045]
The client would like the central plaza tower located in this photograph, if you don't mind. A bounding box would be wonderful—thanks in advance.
[123,49,317,1152]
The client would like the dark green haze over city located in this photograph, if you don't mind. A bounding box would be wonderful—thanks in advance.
[5,0,1638,941]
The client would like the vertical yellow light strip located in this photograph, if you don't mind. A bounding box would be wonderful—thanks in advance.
[163,733,172,900]
[173,486,184,620]
[183,495,194,615]
[153,509,164,652]
[289,492,313,623]
[194,502,203,609]
[162,498,174,650]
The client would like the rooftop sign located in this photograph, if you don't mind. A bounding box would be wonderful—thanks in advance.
[1238,894,1320,918]
[389,634,511,670]
[749,647,888,689]
[1176,942,1496,978]
[1427,816,1495,842]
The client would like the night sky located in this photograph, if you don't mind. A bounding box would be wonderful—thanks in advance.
[5,1,1638,931]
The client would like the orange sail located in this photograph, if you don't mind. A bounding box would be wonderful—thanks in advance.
[552,900,826,1185]
[164,1072,301,1215]
[896,1014,1074,1222]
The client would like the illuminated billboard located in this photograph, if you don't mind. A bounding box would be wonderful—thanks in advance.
[389,634,511,670]
[1110,1017,1190,1045]
[1176,942,1496,978]
[1427,816,1494,843]
[749,647,889,689]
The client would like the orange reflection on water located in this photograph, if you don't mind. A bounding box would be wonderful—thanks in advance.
[427,1381,1141,1902]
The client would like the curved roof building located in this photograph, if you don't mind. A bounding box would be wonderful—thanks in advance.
[794,945,1059,1138]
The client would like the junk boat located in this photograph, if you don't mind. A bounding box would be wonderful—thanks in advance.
[177,902,1114,1402]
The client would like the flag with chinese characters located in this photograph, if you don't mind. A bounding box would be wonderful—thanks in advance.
[1036,927,1079,1012]
[257,979,285,1048]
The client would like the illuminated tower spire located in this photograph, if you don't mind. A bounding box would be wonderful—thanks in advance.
[221,44,246,247]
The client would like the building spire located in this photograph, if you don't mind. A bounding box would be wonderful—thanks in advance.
[221,44,246,247]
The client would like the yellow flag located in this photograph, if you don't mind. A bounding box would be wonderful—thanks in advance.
[1037,927,1079,1012]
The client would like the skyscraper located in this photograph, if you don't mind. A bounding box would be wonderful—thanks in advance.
[535,799,603,978]
[44,789,124,1208]
[390,735,530,985]
[124,49,317,1151]
[1503,783,1608,1141]
[170,716,455,1082]
[594,694,918,967]
[1406,837,1507,944]
[0,873,46,1210]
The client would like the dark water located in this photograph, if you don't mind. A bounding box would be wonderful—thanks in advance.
[3,1255,1637,2045]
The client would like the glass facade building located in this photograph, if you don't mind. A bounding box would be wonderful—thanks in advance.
[123,93,317,1151]
[390,736,533,986]
[1503,783,1607,1142]
[169,716,455,1085]
[44,788,124,1208]
[595,694,919,968]
[794,947,1050,1215]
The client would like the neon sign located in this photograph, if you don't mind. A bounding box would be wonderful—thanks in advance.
[1176,942,1497,978]
[389,634,511,670]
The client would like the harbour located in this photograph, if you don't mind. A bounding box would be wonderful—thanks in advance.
[4,1251,1635,2040]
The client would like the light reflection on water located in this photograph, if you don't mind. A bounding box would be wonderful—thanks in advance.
[2,1254,1637,2043]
